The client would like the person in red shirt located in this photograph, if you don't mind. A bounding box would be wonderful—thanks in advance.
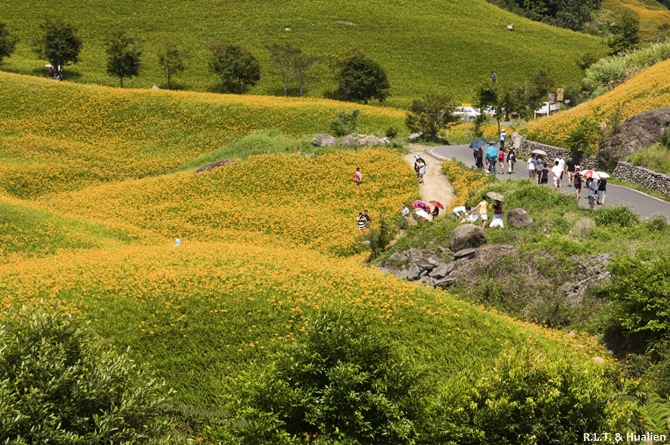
[353,167,362,186]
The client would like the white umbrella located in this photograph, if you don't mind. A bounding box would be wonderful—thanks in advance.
[414,209,432,221]
[580,170,601,180]
[596,171,610,179]
[45,64,54,68]
[531,149,547,156]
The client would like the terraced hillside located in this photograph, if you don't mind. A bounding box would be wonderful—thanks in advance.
[0,0,606,105]
[526,58,670,150]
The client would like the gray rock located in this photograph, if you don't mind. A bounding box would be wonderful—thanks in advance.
[359,135,383,146]
[507,208,534,229]
[599,107,670,171]
[429,263,455,279]
[454,248,478,260]
[341,135,355,147]
[407,264,422,280]
[407,248,424,260]
[311,133,337,147]
[389,252,407,263]
[408,131,423,142]
[434,277,457,289]
[450,224,487,252]
[417,262,435,272]
[427,257,440,266]
[437,246,448,253]
[395,269,408,280]
[418,276,434,286]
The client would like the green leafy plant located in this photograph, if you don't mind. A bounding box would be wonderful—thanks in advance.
[0,22,18,63]
[363,214,397,260]
[566,114,602,156]
[32,17,83,72]
[330,51,390,104]
[215,310,426,445]
[405,92,458,141]
[0,307,172,443]
[105,31,142,88]
[593,205,640,228]
[329,109,359,136]
[208,42,261,94]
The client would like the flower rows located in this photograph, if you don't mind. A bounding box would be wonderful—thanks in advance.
[442,160,494,209]
[526,59,670,148]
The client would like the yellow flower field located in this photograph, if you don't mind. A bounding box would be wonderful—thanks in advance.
[526,59,670,148]
[38,149,418,256]
[0,72,405,198]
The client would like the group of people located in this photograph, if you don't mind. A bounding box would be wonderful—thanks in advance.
[473,132,518,175]
[413,155,427,184]
[452,195,505,229]
[357,210,372,230]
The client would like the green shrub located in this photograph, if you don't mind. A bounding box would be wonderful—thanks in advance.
[214,309,426,445]
[662,127,670,149]
[566,114,602,156]
[0,308,171,444]
[593,206,640,228]
[427,348,629,444]
[329,109,359,136]
[385,125,399,139]
[364,213,397,261]
[645,214,668,233]
[601,253,670,342]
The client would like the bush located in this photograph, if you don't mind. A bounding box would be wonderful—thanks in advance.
[593,205,640,228]
[0,308,171,443]
[427,348,629,444]
[330,51,390,104]
[363,213,397,260]
[662,127,670,149]
[215,310,426,445]
[405,93,458,141]
[645,214,668,233]
[385,125,399,139]
[329,109,359,136]
[566,114,602,156]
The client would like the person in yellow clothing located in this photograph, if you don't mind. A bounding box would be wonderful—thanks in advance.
[475,195,489,229]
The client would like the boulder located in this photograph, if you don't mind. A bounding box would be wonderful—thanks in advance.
[395,269,408,280]
[507,208,534,229]
[407,248,424,261]
[417,262,435,272]
[407,264,422,280]
[388,252,407,263]
[453,248,477,260]
[449,224,487,252]
[408,132,423,142]
[358,135,383,146]
[434,277,457,289]
[598,107,670,171]
[429,263,454,279]
[311,133,337,147]
[341,135,355,147]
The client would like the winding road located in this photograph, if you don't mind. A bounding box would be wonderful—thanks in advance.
[431,144,670,219]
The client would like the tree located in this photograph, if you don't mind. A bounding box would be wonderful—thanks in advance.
[158,42,187,89]
[332,51,390,104]
[267,42,300,96]
[33,17,82,71]
[105,31,142,88]
[208,42,260,94]
[0,308,171,443]
[608,9,640,55]
[405,93,458,141]
[217,310,426,444]
[294,52,319,97]
[0,22,18,63]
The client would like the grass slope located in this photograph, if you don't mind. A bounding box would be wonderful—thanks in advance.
[601,0,670,39]
[526,58,670,149]
[0,72,404,198]
[0,0,605,105]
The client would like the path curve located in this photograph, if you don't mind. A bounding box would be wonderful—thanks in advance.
[404,145,455,215]
[430,144,670,219]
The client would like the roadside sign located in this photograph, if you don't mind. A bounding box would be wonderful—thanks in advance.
[557,88,564,102]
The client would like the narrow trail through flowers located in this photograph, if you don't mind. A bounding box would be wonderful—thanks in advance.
[404,145,455,211]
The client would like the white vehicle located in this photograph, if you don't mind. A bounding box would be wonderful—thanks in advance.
[454,106,481,121]
[534,103,561,117]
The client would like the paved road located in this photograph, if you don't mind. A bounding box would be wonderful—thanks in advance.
[431,144,670,220]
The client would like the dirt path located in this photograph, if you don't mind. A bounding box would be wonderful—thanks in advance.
[404,145,455,213]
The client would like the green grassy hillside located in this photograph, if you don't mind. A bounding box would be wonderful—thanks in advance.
[0,72,404,198]
[0,0,606,105]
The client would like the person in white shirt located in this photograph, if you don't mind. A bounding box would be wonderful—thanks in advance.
[555,155,565,187]
[551,160,563,190]
[527,154,537,179]
[452,205,471,222]
[401,203,410,220]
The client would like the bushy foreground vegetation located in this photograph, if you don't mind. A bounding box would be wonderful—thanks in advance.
[526,58,670,152]
[0,0,604,104]
[0,308,171,443]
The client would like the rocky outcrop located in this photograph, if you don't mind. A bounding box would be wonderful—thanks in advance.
[340,135,355,147]
[613,161,670,196]
[311,134,337,147]
[559,253,613,306]
[599,107,670,171]
[195,159,232,173]
[359,135,383,146]
[408,132,423,142]
[449,224,487,252]
[507,208,534,229]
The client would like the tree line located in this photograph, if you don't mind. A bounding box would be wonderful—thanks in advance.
[0,17,391,104]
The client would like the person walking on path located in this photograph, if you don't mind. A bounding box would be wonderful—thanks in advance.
[500,129,507,151]
[539,163,550,185]
[489,200,504,228]
[475,195,489,229]
[527,154,537,180]
[414,155,426,178]
[555,155,565,187]
[507,148,516,174]
[475,147,484,170]
[573,169,582,200]
[417,159,426,184]
[536,157,546,184]
[552,160,563,190]
[498,148,505,175]
[353,167,362,186]
[597,179,607,206]
[566,157,576,187]
[587,178,598,209]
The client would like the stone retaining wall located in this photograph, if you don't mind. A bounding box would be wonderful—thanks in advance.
[512,134,598,169]
[613,161,670,196]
